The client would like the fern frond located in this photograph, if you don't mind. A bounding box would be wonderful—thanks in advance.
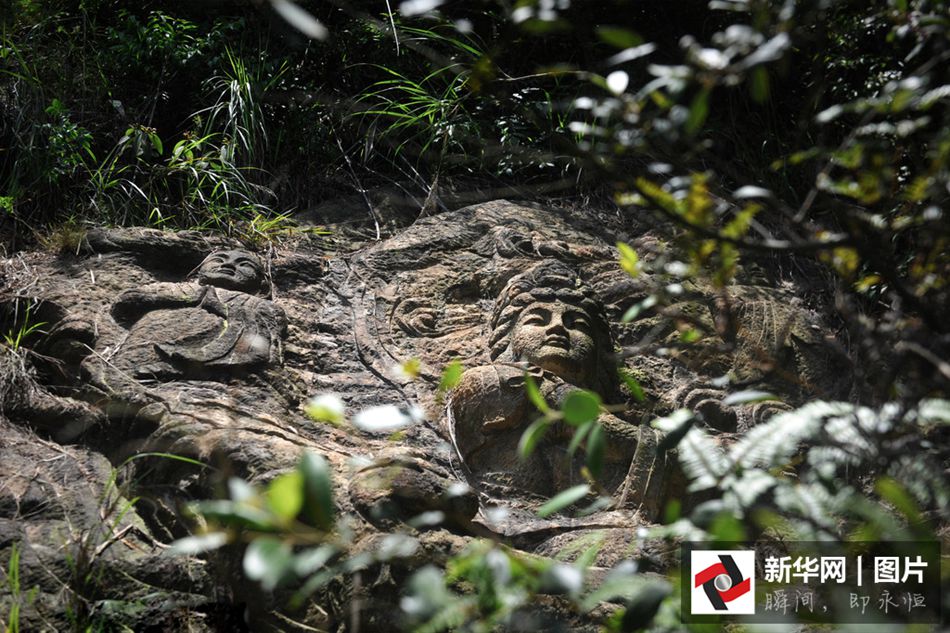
[729,401,853,469]
[774,483,835,532]
[722,469,777,507]
[678,427,729,491]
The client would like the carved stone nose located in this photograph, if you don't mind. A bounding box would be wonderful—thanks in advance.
[547,313,565,330]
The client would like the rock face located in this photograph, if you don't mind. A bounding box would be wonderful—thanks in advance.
[0,200,849,630]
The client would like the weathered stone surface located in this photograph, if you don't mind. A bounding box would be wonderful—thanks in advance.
[0,200,849,630]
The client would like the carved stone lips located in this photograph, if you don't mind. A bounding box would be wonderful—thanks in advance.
[543,334,570,350]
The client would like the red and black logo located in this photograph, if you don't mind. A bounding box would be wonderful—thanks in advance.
[694,554,751,610]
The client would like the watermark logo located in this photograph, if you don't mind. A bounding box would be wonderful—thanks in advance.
[682,542,939,623]
[690,550,755,614]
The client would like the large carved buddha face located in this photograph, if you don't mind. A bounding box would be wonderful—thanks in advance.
[197,250,263,293]
[510,300,597,384]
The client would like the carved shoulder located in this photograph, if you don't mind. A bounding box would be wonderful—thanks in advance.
[112,282,204,326]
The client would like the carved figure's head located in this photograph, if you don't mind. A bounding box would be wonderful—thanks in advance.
[489,261,613,390]
[197,249,264,293]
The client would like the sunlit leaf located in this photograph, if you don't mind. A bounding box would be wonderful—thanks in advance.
[562,390,601,426]
[438,360,464,394]
[399,0,445,17]
[733,185,772,199]
[304,393,345,425]
[606,70,629,95]
[918,399,950,424]
[270,0,328,40]
[622,295,657,322]
[524,373,550,414]
[635,176,678,213]
[293,544,337,576]
[652,409,694,453]
[606,43,657,66]
[398,357,422,380]
[352,404,415,433]
[537,484,590,518]
[376,533,420,561]
[244,536,293,591]
[167,532,229,556]
[616,241,640,277]
[678,427,730,491]
[722,390,778,406]
[567,420,594,456]
[191,499,274,530]
[679,328,701,343]
[267,471,304,521]
[228,477,257,503]
[518,418,550,459]
[540,563,583,596]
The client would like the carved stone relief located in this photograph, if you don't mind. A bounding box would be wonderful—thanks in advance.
[0,200,850,630]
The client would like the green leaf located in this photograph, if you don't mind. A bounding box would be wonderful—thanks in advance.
[678,427,730,491]
[167,532,229,556]
[562,390,601,426]
[438,360,464,394]
[619,368,646,402]
[679,328,701,343]
[918,399,950,424]
[537,484,590,518]
[586,423,605,478]
[399,357,421,380]
[621,295,657,322]
[619,582,671,631]
[685,88,709,136]
[750,66,770,103]
[722,390,778,406]
[149,133,163,156]
[519,18,570,34]
[876,476,923,525]
[293,544,338,576]
[567,420,594,456]
[304,393,345,426]
[228,477,257,502]
[709,512,746,543]
[577,495,614,517]
[267,471,304,521]
[190,500,274,531]
[519,418,551,459]
[596,26,643,49]
[616,241,641,277]
[243,537,294,591]
[652,416,694,466]
[663,499,681,524]
[524,373,550,414]
[299,451,335,530]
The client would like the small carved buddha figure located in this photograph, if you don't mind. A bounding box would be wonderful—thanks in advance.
[108,249,286,382]
[448,261,664,515]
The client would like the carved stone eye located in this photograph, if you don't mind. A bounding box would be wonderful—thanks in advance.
[563,312,591,332]
[522,308,550,326]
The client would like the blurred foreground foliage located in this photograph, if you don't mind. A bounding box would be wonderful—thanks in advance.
[2,0,950,630]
